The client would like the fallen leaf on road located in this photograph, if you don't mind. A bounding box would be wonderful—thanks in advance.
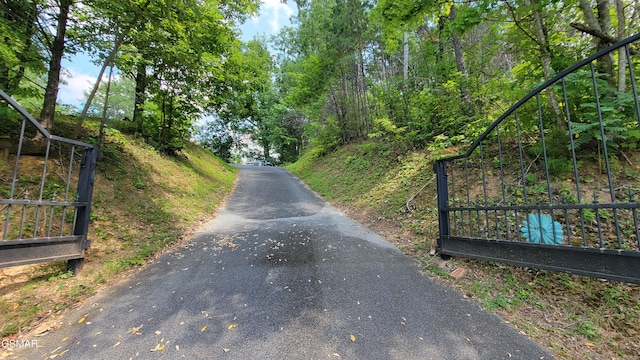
[78,317,85,324]
[33,322,52,335]
[222,348,230,353]
[150,344,165,352]
[350,334,356,342]
[127,325,143,335]
[228,323,237,330]
[201,325,207,332]
[113,342,121,347]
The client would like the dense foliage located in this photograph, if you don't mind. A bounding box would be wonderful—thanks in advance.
[1,0,259,154]
[3,0,639,160]
[267,0,640,162]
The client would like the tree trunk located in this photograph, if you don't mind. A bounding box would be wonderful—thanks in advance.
[577,0,615,85]
[449,5,473,114]
[358,46,370,136]
[7,2,38,94]
[615,0,626,92]
[403,32,409,80]
[73,0,152,136]
[597,0,615,86]
[74,31,127,136]
[133,61,147,133]
[39,0,73,133]
[530,0,563,128]
[261,130,270,160]
[99,63,114,149]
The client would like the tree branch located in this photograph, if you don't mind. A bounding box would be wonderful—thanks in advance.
[502,0,540,48]
[570,22,617,44]
[571,22,639,54]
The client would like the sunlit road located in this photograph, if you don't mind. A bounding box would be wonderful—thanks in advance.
[18,166,552,359]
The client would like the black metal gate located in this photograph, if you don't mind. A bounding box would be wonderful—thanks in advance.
[434,34,640,284]
[0,90,98,273]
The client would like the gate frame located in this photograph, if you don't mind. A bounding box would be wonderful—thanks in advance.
[0,89,99,274]
[434,34,640,284]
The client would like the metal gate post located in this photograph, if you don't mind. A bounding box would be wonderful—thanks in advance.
[68,147,99,274]
[434,159,450,255]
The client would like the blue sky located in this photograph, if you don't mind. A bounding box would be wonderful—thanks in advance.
[58,0,296,107]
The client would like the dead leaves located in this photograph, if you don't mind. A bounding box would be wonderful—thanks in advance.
[127,324,143,336]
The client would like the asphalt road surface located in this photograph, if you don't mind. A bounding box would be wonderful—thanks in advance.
[16,166,553,359]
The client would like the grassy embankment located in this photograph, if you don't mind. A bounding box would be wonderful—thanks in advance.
[288,141,640,360]
[0,118,236,342]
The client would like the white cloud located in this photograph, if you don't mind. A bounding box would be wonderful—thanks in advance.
[58,67,118,107]
[260,0,295,33]
[58,68,95,106]
[243,0,295,39]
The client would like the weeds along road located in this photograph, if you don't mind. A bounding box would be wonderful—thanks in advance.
[18,166,552,359]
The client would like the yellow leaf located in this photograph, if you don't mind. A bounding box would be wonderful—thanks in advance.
[78,317,85,324]
[12,303,19,310]
[61,337,68,342]
[575,133,580,139]
[586,342,596,348]
[201,325,207,332]
[127,324,143,335]
[228,323,237,330]
[349,334,356,342]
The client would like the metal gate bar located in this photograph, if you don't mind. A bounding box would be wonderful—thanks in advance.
[434,34,640,284]
[0,89,98,273]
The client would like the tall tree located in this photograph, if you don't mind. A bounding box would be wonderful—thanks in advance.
[0,0,44,97]
[39,0,74,132]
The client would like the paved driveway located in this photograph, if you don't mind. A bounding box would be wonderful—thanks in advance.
[16,166,552,359]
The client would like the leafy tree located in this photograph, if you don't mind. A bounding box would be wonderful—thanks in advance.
[71,0,259,153]
[82,74,135,120]
[0,0,45,98]
[197,118,236,162]
[39,0,74,133]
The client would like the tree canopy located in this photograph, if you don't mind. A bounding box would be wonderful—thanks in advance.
[4,0,640,160]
